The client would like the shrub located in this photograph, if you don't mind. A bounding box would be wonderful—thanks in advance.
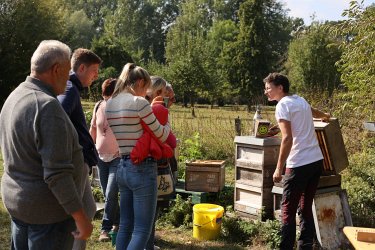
[342,146,375,227]
[158,194,193,228]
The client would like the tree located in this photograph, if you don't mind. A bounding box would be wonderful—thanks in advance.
[225,0,293,104]
[0,0,67,106]
[333,1,375,119]
[165,0,215,106]
[286,22,342,95]
[64,10,95,49]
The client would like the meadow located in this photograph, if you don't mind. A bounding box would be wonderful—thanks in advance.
[0,100,374,249]
[0,104,275,250]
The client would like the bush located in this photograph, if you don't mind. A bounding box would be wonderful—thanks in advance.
[158,194,193,228]
[342,145,375,227]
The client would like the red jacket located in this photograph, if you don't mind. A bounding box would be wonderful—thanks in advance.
[131,104,176,164]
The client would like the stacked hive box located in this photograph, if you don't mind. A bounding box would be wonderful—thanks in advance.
[233,136,281,221]
[185,160,226,193]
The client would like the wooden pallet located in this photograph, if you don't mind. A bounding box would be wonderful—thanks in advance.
[175,180,217,204]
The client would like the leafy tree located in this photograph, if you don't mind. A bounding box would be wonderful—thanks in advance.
[286,22,342,95]
[63,0,118,35]
[64,10,95,49]
[165,0,215,106]
[332,1,375,120]
[0,0,67,106]
[225,0,293,104]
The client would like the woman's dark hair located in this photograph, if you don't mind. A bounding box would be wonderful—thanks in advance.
[263,72,290,93]
[102,78,117,97]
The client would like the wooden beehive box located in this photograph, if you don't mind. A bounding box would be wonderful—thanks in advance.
[234,136,281,220]
[234,183,273,220]
[314,118,348,175]
[185,160,225,192]
[234,136,281,170]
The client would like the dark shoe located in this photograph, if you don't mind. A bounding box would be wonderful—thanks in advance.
[99,231,111,242]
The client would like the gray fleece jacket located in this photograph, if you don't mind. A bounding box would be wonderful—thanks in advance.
[0,76,86,224]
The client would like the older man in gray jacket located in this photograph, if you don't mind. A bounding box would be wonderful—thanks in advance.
[0,40,93,250]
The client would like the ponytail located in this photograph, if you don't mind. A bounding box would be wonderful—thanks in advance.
[112,63,151,97]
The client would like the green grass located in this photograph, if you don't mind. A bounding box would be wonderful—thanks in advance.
[0,153,11,249]
[0,102,269,249]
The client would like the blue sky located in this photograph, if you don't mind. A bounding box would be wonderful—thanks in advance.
[282,0,375,25]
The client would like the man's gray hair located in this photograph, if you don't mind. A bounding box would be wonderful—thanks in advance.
[31,40,71,74]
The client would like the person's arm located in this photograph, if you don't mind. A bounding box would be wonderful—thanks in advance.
[38,101,91,238]
[311,107,330,122]
[71,208,93,240]
[139,98,171,143]
[89,103,98,143]
[273,119,293,183]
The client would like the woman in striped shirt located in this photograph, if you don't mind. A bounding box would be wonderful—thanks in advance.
[106,63,171,250]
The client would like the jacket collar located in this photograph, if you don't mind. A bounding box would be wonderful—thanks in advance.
[69,73,84,92]
[25,76,56,97]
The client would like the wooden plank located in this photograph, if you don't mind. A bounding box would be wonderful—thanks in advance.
[320,130,334,171]
[343,227,375,250]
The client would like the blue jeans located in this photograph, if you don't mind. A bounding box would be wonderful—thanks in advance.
[11,217,75,250]
[116,157,157,250]
[98,157,120,232]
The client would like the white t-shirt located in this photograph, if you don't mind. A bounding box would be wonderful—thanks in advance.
[275,95,323,168]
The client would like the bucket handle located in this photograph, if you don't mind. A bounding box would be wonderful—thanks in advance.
[193,216,222,227]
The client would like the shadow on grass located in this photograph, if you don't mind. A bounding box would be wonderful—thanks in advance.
[156,238,245,250]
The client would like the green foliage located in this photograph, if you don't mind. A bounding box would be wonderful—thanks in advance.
[226,0,293,101]
[63,10,95,49]
[258,219,282,249]
[221,216,259,244]
[179,132,204,162]
[91,186,104,203]
[0,0,67,105]
[342,146,375,227]
[286,22,342,95]
[158,194,193,228]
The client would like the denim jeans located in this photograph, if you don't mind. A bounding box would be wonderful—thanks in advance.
[116,157,157,250]
[98,157,120,232]
[11,217,75,250]
[280,160,322,250]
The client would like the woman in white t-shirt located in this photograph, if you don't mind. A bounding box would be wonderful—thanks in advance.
[263,73,330,250]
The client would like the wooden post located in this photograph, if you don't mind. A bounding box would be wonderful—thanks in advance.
[235,116,241,136]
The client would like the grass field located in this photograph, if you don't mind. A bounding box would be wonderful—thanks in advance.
[0,103,272,249]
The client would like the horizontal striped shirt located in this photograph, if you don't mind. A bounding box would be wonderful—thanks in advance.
[106,92,171,155]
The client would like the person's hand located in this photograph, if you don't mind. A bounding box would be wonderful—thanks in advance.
[267,124,280,137]
[273,168,283,183]
[322,113,331,122]
[151,96,163,106]
[71,209,93,240]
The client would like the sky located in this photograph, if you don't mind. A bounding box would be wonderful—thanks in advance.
[281,0,375,25]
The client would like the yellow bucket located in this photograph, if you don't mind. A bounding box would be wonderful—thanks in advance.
[193,203,224,240]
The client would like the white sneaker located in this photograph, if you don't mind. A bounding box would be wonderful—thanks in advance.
[154,246,160,250]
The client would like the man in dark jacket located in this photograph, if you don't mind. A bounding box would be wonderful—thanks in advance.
[58,48,102,250]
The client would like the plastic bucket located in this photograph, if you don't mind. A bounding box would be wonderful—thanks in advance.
[193,203,224,240]
[108,231,117,246]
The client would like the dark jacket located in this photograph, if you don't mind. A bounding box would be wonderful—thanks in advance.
[58,73,98,168]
